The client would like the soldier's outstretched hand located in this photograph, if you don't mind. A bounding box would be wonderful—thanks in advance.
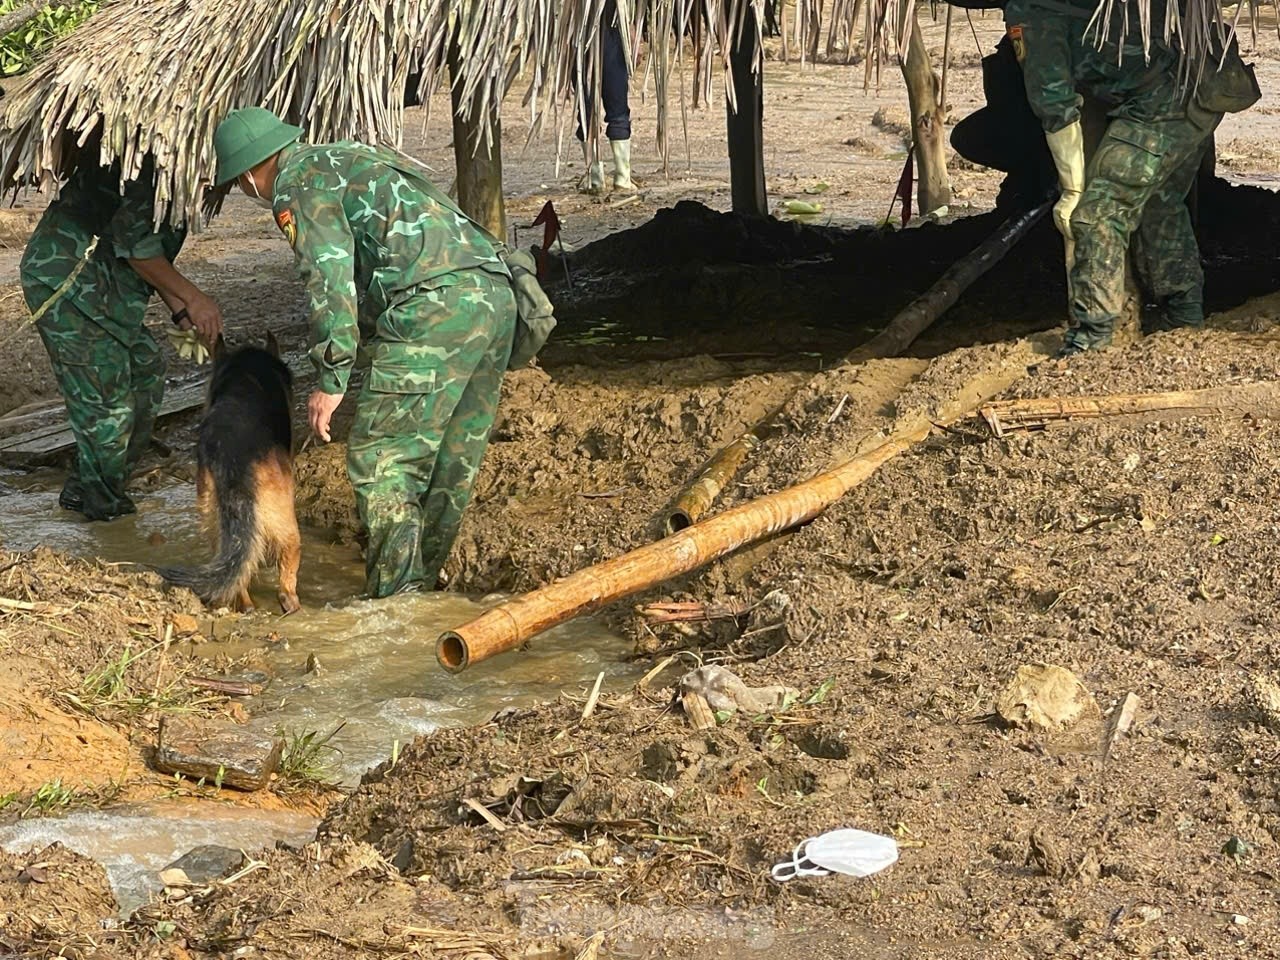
[308,389,344,443]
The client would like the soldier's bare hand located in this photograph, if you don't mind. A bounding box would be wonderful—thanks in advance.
[309,390,344,443]
[185,290,224,345]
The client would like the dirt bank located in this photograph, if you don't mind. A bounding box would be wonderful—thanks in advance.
[0,549,331,815]
[312,321,1280,959]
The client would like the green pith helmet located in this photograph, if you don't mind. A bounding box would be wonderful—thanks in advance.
[213,107,303,185]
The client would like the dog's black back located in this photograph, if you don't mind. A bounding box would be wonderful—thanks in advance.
[200,344,294,485]
[158,335,302,613]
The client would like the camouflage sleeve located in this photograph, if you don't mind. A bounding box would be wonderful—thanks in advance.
[110,174,169,260]
[1006,13,1083,133]
[274,185,359,395]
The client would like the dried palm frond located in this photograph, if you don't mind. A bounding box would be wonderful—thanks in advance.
[0,0,1254,233]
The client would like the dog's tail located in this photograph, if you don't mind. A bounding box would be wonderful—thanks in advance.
[157,480,258,607]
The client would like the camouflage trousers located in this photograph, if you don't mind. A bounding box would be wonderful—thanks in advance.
[25,290,164,521]
[346,271,516,598]
[1067,113,1219,350]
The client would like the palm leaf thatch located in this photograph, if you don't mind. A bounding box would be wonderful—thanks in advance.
[0,0,1257,231]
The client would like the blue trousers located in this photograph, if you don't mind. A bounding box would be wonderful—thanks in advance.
[576,1,631,142]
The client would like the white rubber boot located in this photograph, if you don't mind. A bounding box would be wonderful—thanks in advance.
[610,138,636,192]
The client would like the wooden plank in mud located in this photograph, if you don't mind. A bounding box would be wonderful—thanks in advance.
[0,355,311,463]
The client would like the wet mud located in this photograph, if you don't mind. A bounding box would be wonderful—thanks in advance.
[5,17,1280,958]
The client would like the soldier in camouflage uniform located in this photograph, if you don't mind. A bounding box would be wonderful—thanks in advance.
[213,107,517,598]
[20,155,223,520]
[1005,0,1223,354]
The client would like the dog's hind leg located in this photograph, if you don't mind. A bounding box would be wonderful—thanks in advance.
[235,587,256,614]
[276,525,301,615]
[259,451,302,615]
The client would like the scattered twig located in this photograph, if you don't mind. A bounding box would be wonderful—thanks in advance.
[579,486,628,499]
[463,797,509,832]
[637,600,751,624]
[581,671,605,720]
[184,676,263,697]
[827,393,850,424]
[509,866,611,882]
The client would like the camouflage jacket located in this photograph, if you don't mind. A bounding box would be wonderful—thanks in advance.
[1005,0,1184,133]
[21,158,185,319]
[271,142,509,395]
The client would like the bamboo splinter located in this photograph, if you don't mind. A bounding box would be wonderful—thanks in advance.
[437,426,929,672]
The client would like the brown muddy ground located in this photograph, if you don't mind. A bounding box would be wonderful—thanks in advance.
[5,13,1280,960]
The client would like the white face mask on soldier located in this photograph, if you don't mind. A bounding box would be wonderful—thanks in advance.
[242,171,272,210]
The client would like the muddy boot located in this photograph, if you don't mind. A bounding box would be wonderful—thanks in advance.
[610,138,636,193]
[579,140,605,196]
[58,478,84,513]
[1056,324,1114,358]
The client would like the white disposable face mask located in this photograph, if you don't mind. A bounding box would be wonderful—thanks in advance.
[770,829,899,882]
[243,171,272,209]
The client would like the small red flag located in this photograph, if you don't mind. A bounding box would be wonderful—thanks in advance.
[895,148,915,227]
[530,200,561,280]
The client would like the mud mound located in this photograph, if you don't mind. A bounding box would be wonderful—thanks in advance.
[0,548,201,680]
[0,842,117,958]
[567,199,848,272]
[320,691,841,915]
[0,549,223,795]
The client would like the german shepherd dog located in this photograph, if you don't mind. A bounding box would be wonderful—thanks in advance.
[159,334,301,614]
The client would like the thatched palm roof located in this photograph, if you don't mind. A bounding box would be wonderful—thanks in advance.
[0,0,1250,230]
[0,0,770,228]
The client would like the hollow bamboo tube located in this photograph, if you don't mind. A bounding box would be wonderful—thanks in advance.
[664,430,761,534]
[662,200,1051,532]
[437,425,929,672]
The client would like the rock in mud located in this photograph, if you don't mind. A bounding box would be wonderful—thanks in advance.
[168,612,200,637]
[153,718,284,791]
[996,664,1096,732]
[162,844,245,884]
[679,665,798,718]
[1244,672,1280,731]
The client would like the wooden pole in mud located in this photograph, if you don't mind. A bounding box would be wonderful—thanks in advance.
[979,383,1280,437]
[663,199,1051,533]
[448,43,506,239]
[437,427,929,673]
[726,3,767,217]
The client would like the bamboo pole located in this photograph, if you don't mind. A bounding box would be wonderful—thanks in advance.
[663,199,1050,533]
[437,426,929,673]
[979,383,1280,437]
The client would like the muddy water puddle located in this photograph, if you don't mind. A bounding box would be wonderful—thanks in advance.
[0,802,316,916]
[0,470,636,911]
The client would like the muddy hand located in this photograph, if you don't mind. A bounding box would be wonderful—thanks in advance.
[308,389,344,443]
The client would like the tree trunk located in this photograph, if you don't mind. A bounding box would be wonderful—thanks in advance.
[899,8,950,214]
[727,5,767,217]
[447,48,506,239]
[0,4,39,39]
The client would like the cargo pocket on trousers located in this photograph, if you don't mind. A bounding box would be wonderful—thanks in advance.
[1093,121,1166,192]
[366,363,437,395]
